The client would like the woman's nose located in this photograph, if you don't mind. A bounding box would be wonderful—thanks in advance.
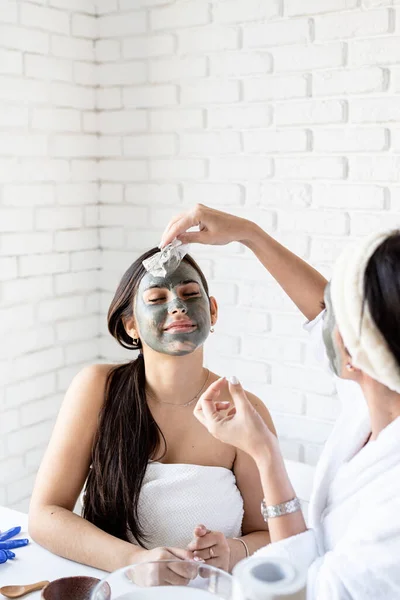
[169,299,187,314]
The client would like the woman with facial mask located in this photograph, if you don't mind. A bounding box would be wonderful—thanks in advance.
[161,205,400,599]
[28,248,272,577]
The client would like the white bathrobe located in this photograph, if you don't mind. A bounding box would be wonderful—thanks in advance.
[256,312,400,599]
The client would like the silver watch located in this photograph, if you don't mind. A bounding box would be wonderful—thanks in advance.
[261,497,301,521]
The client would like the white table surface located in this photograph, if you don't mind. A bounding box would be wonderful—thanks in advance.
[0,506,106,598]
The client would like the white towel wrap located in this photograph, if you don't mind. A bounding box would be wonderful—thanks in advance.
[128,462,244,549]
[330,229,400,393]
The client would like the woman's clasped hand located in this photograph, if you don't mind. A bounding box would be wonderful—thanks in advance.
[187,524,231,572]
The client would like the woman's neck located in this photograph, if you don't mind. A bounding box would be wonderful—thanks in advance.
[143,346,208,406]
[360,376,400,440]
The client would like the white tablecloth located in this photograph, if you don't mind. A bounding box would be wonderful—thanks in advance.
[0,506,106,598]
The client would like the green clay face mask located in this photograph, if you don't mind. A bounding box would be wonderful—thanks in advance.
[322,282,343,377]
[134,262,211,356]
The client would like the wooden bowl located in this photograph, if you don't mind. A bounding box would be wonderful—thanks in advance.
[41,576,102,600]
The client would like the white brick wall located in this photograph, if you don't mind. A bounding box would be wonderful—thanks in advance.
[2,0,400,511]
[95,0,400,473]
[0,0,98,511]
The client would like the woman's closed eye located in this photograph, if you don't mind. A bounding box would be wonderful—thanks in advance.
[144,290,167,303]
[178,283,201,298]
[146,292,199,303]
[145,283,201,303]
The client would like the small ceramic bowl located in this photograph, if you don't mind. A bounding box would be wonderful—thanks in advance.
[41,576,101,600]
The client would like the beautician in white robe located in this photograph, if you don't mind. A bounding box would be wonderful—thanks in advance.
[160,205,400,600]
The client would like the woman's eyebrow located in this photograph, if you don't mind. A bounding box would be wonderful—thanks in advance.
[179,279,199,285]
[144,279,199,292]
[144,283,166,291]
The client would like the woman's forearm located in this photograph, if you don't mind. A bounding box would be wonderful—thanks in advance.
[241,221,327,321]
[228,531,271,571]
[254,449,307,544]
[29,504,141,572]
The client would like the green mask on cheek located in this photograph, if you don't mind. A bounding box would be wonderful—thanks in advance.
[322,282,343,377]
[134,262,211,356]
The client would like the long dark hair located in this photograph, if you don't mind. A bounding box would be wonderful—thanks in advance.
[83,248,210,546]
[364,231,400,367]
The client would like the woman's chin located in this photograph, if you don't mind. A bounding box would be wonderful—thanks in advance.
[153,340,198,356]
[170,340,198,355]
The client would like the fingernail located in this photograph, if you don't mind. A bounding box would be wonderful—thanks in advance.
[228,375,239,385]
[193,556,205,562]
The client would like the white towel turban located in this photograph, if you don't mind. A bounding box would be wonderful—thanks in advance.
[330,230,400,393]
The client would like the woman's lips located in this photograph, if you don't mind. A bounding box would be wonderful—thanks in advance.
[164,321,196,333]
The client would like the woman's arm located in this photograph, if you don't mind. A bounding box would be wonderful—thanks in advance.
[227,388,307,545]
[194,378,307,546]
[187,392,274,572]
[30,364,196,574]
[29,364,144,571]
[228,392,276,569]
[251,447,308,543]
[243,223,327,322]
[160,204,327,321]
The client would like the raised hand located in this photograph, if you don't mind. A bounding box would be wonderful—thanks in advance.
[194,377,277,463]
[159,204,252,249]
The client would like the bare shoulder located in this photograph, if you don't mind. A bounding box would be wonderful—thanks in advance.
[64,363,117,414]
[245,389,277,436]
[72,363,115,386]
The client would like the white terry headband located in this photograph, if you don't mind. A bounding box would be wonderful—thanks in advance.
[330,230,400,393]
